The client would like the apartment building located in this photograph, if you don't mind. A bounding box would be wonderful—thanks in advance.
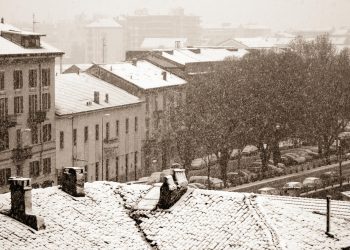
[55,73,143,182]
[87,60,187,175]
[0,21,63,193]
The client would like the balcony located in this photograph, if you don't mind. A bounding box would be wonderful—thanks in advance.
[0,115,17,130]
[103,137,119,144]
[11,146,32,163]
[27,111,46,126]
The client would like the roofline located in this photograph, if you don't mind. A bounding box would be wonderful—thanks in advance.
[0,51,64,58]
[55,101,143,118]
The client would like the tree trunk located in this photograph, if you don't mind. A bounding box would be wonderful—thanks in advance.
[272,139,281,166]
[323,136,331,165]
[237,149,242,170]
[219,149,229,188]
[258,142,269,172]
[207,161,211,190]
[317,139,323,155]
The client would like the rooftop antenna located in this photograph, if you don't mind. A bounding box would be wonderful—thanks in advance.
[102,37,106,64]
[32,14,39,32]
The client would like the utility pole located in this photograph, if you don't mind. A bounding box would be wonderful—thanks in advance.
[32,14,39,32]
[102,37,106,64]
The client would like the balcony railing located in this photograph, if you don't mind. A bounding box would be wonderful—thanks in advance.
[11,146,32,163]
[0,115,17,130]
[103,137,119,144]
[27,111,46,126]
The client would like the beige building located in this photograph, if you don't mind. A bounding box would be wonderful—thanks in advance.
[55,73,143,182]
[87,60,187,175]
[0,22,63,193]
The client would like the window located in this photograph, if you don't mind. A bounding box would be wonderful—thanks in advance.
[42,93,51,110]
[135,117,138,132]
[29,69,37,87]
[95,124,99,140]
[29,161,40,177]
[42,68,50,86]
[31,125,38,144]
[0,71,4,90]
[0,131,9,151]
[29,95,38,114]
[84,165,88,182]
[0,168,11,186]
[125,118,129,134]
[0,98,8,118]
[73,129,77,146]
[125,154,129,182]
[84,126,88,142]
[105,122,110,141]
[13,70,23,89]
[43,157,51,174]
[95,162,99,181]
[115,156,119,181]
[59,131,64,149]
[16,129,21,146]
[43,124,52,142]
[16,165,22,176]
[116,120,119,137]
[134,151,138,167]
[106,158,109,180]
[14,96,23,114]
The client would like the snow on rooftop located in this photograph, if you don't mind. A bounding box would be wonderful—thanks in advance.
[86,18,122,28]
[0,23,20,32]
[100,60,187,89]
[234,37,293,48]
[141,37,187,49]
[160,48,248,65]
[55,73,141,115]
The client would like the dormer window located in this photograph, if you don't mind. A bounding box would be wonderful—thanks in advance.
[1,30,44,49]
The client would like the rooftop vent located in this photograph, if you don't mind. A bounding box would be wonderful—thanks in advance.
[1,17,4,24]
[0,177,46,230]
[94,91,100,104]
[162,71,167,81]
[86,101,92,106]
[105,93,109,103]
[132,58,137,66]
[61,167,85,197]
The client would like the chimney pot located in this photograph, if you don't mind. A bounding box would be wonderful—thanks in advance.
[94,91,100,104]
[61,167,85,197]
[162,71,167,81]
[1,17,4,24]
[105,93,109,103]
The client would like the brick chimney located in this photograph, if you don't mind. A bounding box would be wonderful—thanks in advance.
[61,167,85,197]
[161,71,167,81]
[158,168,188,209]
[5,177,45,230]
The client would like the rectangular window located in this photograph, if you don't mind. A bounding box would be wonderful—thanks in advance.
[0,131,9,151]
[105,122,110,141]
[14,96,23,114]
[95,162,99,181]
[125,118,129,134]
[16,129,21,146]
[0,98,8,118]
[0,168,11,186]
[115,156,119,181]
[29,161,40,177]
[135,117,138,132]
[16,165,22,176]
[31,125,38,144]
[42,93,51,110]
[43,157,51,174]
[134,151,138,166]
[95,124,99,140]
[106,158,109,180]
[29,69,37,88]
[29,95,38,114]
[13,70,23,89]
[43,124,52,142]
[125,154,128,181]
[60,131,64,149]
[116,120,119,137]
[0,71,4,90]
[73,129,77,146]
[42,68,50,86]
[84,126,88,142]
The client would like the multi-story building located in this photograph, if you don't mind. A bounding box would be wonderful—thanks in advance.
[0,21,63,193]
[55,73,143,182]
[85,18,124,63]
[87,60,187,175]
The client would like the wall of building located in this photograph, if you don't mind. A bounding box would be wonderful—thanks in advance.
[56,104,143,183]
[0,56,56,193]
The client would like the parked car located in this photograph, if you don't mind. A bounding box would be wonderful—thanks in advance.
[283,182,303,189]
[249,160,284,175]
[300,148,319,158]
[303,177,322,188]
[258,187,280,195]
[242,145,258,156]
[294,150,313,161]
[283,153,306,164]
[268,160,286,169]
[189,176,224,189]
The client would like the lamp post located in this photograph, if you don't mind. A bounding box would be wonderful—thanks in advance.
[101,113,110,181]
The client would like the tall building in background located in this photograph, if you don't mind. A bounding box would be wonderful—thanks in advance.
[119,8,201,51]
[0,21,63,193]
[85,18,124,63]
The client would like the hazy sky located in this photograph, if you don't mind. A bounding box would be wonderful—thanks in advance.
[0,0,349,30]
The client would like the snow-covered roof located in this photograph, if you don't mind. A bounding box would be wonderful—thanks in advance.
[55,73,141,115]
[234,37,294,49]
[0,182,349,249]
[100,60,187,89]
[141,38,187,49]
[86,18,122,28]
[160,48,248,65]
[0,23,63,56]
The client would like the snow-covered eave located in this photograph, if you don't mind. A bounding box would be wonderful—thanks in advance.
[0,51,64,58]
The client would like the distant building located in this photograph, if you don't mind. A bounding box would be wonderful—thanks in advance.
[86,60,187,175]
[55,73,143,182]
[85,18,124,63]
[0,21,63,193]
[141,38,187,50]
[119,8,201,51]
